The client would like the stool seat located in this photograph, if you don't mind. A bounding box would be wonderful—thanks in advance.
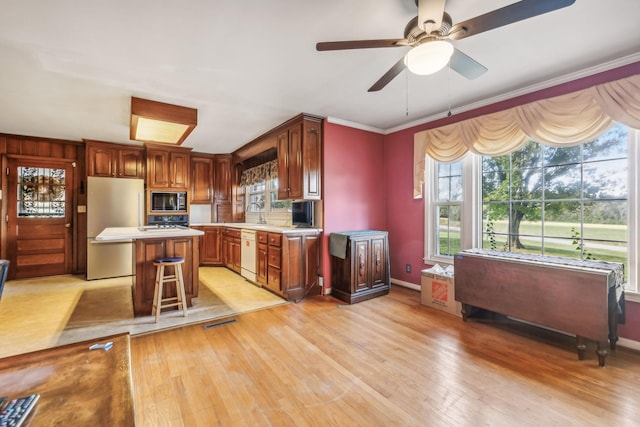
[152,257,188,322]
[154,256,185,263]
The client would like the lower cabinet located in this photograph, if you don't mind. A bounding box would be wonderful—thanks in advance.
[196,226,320,302]
[222,228,241,273]
[266,232,282,294]
[197,226,223,265]
[330,230,390,304]
[257,231,268,285]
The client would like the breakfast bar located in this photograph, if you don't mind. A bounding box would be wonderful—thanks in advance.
[96,226,204,316]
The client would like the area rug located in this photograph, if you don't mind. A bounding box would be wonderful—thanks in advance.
[0,268,288,358]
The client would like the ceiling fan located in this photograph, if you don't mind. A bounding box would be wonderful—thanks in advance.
[316,0,576,92]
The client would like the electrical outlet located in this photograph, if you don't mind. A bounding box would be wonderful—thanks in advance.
[405,263,411,273]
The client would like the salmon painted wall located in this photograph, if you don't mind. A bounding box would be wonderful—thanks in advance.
[322,122,386,289]
[383,127,426,285]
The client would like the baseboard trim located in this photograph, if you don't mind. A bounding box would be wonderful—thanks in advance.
[617,337,640,352]
[391,278,420,291]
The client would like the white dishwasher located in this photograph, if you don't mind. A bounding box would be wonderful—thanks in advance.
[241,229,257,282]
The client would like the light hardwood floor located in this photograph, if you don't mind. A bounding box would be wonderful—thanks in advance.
[131,285,640,426]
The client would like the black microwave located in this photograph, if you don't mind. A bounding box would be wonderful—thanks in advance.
[150,191,187,213]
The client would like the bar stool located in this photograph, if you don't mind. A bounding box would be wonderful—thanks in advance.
[152,256,188,323]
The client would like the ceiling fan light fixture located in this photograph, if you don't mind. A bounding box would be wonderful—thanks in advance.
[404,40,454,75]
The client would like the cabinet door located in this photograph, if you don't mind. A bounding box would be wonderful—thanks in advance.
[257,242,268,285]
[370,237,387,288]
[170,151,190,188]
[201,227,221,265]
[118,148,144,179]
[191,157,213,204]
[231,238,241,273]
[353,239,370,292]
[214,155,231,203]
[88,145,116,177]
[302,119,322,199]
[147,149,170,187]
[287,123,303,199]
[276,129,290,200]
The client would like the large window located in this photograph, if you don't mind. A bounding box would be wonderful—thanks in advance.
[425,123,638,290]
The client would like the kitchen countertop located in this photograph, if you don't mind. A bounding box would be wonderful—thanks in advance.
[190,223,323,234]
[96,226,205,241]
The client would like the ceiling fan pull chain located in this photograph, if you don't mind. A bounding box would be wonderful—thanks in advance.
[405,69,409,116]
[447,61,452,117]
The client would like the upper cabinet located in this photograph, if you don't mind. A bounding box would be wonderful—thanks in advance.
[146,144,191,189]
[276,115,322,200]
[214,154,232,204]
[86,140,144,179]
[190,155,214,204]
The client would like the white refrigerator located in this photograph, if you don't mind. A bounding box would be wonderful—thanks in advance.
[87,176,145,280]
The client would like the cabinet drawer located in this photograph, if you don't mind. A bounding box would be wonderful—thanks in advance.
[223,228,241,238]
[267,233,282,247]
[268,248,281,268]
[267,266,281,291]
[257,231,268,244]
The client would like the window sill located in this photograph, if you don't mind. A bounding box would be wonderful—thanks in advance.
[625,291,640,304]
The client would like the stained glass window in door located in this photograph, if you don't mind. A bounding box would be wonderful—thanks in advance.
[17,167,66,217]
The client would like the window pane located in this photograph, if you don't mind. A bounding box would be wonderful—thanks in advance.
[583,124,628,161]
[583,159,627,199]
[437,205,461,256]
[511,167,542,199]
[544,164,581,199]
[18,167,65,218]
[543,145,581,166]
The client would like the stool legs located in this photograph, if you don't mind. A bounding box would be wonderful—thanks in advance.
[152,261,188,323]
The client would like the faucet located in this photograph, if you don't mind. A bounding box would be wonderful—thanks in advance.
[246,202,266,224]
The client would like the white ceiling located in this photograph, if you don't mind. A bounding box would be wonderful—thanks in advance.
[0,0,638,154]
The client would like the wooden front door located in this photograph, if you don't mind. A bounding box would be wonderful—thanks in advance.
[6,159,74,279]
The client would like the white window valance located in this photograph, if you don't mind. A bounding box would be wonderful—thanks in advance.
[414,74,640,198]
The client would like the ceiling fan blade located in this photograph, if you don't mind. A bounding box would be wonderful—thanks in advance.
[449,0,575,40]
[418,0,446,33]
[449,48,487,80]
[368,57,407,92]
[316,39,406,51]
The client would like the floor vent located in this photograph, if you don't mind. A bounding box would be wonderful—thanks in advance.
[203,318,237,329]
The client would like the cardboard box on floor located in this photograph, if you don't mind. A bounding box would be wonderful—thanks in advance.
[420,268,462,317]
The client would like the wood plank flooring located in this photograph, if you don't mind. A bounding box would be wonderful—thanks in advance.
[130,285,640,426]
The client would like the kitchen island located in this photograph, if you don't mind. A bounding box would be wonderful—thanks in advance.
[96,226,204,316]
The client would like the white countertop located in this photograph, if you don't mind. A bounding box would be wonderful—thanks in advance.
[190,223,322,234]
[96,226,205,241]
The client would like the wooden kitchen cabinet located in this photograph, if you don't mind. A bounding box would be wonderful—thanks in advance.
[190,155,214,204]
[199,226,222,265]
[262,230,321,302]
[213,154,232,222]
[330,231,390,304]
[86,140,144,178]
[276,114,322,200]
[222,227,241,273]
[146,144,191,189]
[266,232,282,294]
[257,231,268,285]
